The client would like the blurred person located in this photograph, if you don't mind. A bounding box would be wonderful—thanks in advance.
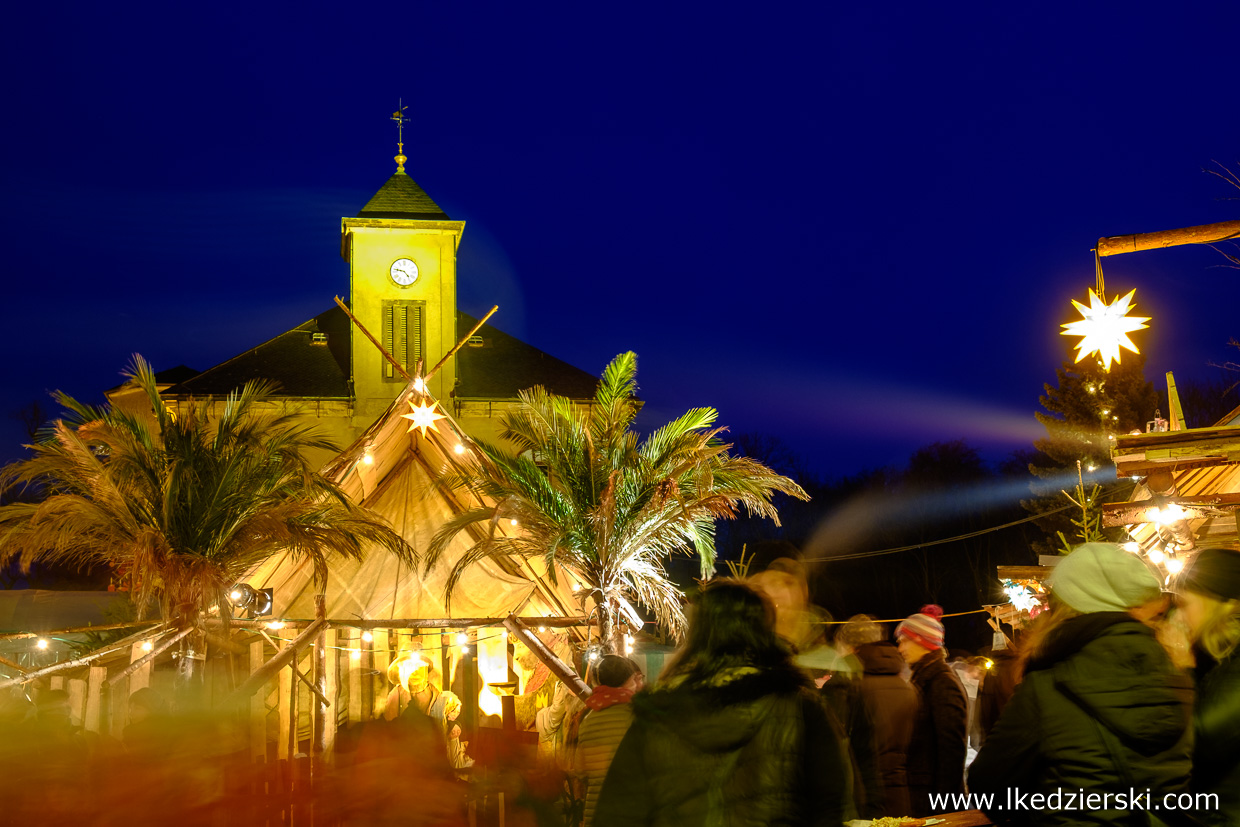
[576,655,644,826]
[1174,547,1240,824]
[594,579,854,827]
[974,645,1019,747]
[750,557,840,678]
[123,686,173,762]
[838,614,918,818]
[429,690,472,771]
[969,543,1193,826]
[385,648,440,720]
[895,604,968,815]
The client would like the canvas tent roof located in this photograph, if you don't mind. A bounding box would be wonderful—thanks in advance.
[242,381,583,625]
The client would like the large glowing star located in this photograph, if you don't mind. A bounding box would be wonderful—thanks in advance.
[1061,288,1150,371]
[402,400,446,437]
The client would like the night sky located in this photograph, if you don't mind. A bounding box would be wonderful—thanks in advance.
[4,2,1240,478]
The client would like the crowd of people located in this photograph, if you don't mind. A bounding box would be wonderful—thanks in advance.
[569,546,1240,826]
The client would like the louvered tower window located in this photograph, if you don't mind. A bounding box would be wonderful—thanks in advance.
[381,300,425,381]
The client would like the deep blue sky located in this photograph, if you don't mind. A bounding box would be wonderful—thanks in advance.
[3,2,1239,477]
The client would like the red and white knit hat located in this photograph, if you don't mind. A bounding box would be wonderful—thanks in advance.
[895,604,945,650]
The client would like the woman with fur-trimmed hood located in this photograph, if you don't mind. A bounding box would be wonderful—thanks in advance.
[593,579,855,827]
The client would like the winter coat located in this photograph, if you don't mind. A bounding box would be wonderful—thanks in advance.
[855,641,919,818]
[906,647,968,815]
[576,686,636,827]
[1192,648,1240,824]
[969,613,1194,827]
[593,662,855,827]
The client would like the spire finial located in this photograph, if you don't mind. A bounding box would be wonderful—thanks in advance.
[391,100,409,173]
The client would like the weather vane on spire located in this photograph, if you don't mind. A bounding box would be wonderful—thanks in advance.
[391,100,409,173]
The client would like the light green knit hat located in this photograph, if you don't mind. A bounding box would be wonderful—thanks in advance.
[1048,542,1162,613]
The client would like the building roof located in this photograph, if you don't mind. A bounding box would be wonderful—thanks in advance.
[455,311,599,399]
[356,172,450,220]
[162,306,597,403]
[163,307,351,398]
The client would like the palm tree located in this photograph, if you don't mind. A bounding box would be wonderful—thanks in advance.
[0,356,415,684]
[426,352,808,653]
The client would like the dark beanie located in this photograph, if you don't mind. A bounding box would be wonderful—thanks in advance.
[1181,548,1240,602]
[595,655,641,688]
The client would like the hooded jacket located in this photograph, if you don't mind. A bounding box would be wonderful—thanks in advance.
[906,647,968,815]
[969,614,1194,827]
[1191,648,1240,824]
[592,662,854,827]
[855,641,919,817]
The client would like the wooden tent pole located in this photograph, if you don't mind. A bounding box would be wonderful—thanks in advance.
[334,296,411,381]
[502,615,590,701]
[425,305,498,382]
[1097,219,1240,257]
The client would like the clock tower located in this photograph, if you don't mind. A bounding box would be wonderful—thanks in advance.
[341,137,465,430]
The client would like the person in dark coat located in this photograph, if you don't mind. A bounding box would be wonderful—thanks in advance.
[593,579,855,827]
[576,655,644,827]
[896,604,968,815]
[970,543,1194,827]
[1175,547,1240,824]
[838,614,919,818]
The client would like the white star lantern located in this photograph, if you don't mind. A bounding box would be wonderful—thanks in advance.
[402,399,446,437]
[1061,288,1150,371]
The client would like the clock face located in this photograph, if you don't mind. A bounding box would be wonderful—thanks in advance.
[390,258,419,286]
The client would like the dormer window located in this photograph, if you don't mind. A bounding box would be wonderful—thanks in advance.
[311,333,328,345]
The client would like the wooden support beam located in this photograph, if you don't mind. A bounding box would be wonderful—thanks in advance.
[106,627,194,687]
[334,295,410,381]
[0,654,29,675]
[1097,220,1240,257]
[232,618,329,700]
[502,614,590,702]
[426,305,498,382]
[1101,492,1240,527]
[210,616,591,631]
[0,636,154,690]
[0,620,162,642]
[1168,372,1185,432]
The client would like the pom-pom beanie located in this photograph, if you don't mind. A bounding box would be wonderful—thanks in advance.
[896,604,945,650]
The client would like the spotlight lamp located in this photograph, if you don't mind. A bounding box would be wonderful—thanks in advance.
[226,583,274,617]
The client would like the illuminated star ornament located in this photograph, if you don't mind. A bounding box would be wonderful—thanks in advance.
[402,399,446,437]
[1061,288,1150,371]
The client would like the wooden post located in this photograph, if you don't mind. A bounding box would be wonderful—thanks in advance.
[278,663,294,762]
[312,595,327,774]
[372,629,391,720]
[323,628,339,754]
[441,629,452,694]
[461,630,478,743]
[84,666,106,733]
[250,640,266,761]
[67,678,86,728]
[348,634,363,724]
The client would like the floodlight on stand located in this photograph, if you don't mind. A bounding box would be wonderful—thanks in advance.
[249,587,274,618]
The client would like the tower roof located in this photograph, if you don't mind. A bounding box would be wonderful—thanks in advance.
[356,172,450,220]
